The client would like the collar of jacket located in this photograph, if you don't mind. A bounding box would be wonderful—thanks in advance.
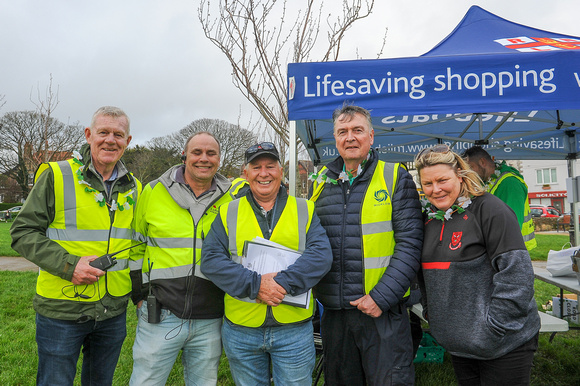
[325,148,379,183]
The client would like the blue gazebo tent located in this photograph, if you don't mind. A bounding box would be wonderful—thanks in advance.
[286,5,580,242]
[287,5,580,164]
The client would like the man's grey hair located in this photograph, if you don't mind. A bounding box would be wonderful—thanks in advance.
[332,104,373,130]
[90,106,131,135]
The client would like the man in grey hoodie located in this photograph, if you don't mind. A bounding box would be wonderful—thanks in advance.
[129,132,247,386]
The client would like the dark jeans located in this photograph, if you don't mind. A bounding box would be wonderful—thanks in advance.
[451,333,539,386]
[36,311,127,386]
[321,305,414,386]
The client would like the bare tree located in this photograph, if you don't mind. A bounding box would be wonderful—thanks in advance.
[0,111,85,197]
[149,118,258,178]
[198,0,384,146]
[30,74,59,163]
[122,145,180,185]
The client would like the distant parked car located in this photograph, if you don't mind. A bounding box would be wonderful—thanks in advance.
[530,205,561,218]
[0,205,22,220]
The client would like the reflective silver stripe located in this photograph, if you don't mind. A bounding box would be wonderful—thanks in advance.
[46,228,110,242]
[107,259,129,271]
[59,161,77,228]
[296,199,309,253]
[46,227,132,242]
[362,221,392,235]
[227,200,240,257]
[365,255,392,269]
[523,214,532,222]
[129,258,143,270]
[111,227,133,240]
[149,237,197,249]
[382,162,396,196]
[231,254,243,264]
[144,265,193,282]
[133,231,147,243]
[523,232,536,242]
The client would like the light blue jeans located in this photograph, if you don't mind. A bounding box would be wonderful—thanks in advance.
[222,319,315,386]
[130,301,222,386]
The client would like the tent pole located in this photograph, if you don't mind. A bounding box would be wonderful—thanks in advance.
[568,159,579,246]
[289,120,297,197]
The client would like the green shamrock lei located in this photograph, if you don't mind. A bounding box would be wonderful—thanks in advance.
[308,150,371,185]
[72,150,135,212]
[421,196,472,221]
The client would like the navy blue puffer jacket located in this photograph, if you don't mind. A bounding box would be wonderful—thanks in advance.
[313,149,423,312]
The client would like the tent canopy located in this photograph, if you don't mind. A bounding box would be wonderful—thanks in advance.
[287,5,580,164]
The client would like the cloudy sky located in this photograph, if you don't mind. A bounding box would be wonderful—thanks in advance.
[2,0,579,146]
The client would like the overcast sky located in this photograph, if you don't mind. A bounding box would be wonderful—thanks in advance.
[2,0,579,146]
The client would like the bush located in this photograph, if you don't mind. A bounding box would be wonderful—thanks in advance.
[0,203,21,211]
[533,217,559,231]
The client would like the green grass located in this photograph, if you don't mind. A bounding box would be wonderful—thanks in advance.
[530,233,571,261]
[2,271,580,385]
[1,229,579,385]
[0,222,19,256]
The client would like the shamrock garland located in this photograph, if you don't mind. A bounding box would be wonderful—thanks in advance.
[72,150,135,212]
[421,196,472,221]
[308,150,371,185]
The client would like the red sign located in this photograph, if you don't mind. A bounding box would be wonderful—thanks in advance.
[528,191,567,199]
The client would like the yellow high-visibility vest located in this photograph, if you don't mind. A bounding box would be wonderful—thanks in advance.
[311,161,409,296]
[138,178,247,283]
[489,172,537,251]
[220,195,315,327]
[35,159,140,301]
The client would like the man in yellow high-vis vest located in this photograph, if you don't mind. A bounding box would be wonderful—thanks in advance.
[310,104,423,385]
[129,132,248,385]
[201,142,332,386]
[11,106,140,385]
[463,146,536,251]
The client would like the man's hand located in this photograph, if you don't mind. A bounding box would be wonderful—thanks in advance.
[350,294,383,318]
[71,255,106,285]
[256,272,287,306]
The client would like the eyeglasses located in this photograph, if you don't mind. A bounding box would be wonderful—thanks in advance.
[416,144,451,159]
[245,142,276,157]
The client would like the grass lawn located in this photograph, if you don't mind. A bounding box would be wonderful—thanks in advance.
[0,222,19,256]
[1,229,579,385]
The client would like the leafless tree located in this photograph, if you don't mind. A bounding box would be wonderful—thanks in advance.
[30,74,59,163]
[0,111,85,197]
[148,118,258,178]
[122,145,180,185]
[198,0,385,147]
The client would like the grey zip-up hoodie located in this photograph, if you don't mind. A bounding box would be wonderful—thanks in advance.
[130,164,240,319]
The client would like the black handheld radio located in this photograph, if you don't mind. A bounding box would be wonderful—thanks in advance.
[89,241,146,271]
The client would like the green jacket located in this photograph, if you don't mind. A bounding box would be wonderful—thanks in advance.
[487,162,527,228]
[10,143,140,321]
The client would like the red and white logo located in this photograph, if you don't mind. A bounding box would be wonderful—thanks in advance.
[495,36,580,52]
[449,231,463,251]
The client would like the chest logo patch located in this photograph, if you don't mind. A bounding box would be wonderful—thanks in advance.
[449,231,463,251]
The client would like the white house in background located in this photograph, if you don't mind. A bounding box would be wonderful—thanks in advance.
[520,159,579,214]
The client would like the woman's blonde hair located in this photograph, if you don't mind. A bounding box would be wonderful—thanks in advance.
[414,145,485,199]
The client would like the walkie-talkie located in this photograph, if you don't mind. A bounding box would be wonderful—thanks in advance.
[89,241,146,271]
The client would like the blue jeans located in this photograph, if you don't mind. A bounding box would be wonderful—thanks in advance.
[130,301,222,386]
[36,311,126,386]
[222,319,315,386]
